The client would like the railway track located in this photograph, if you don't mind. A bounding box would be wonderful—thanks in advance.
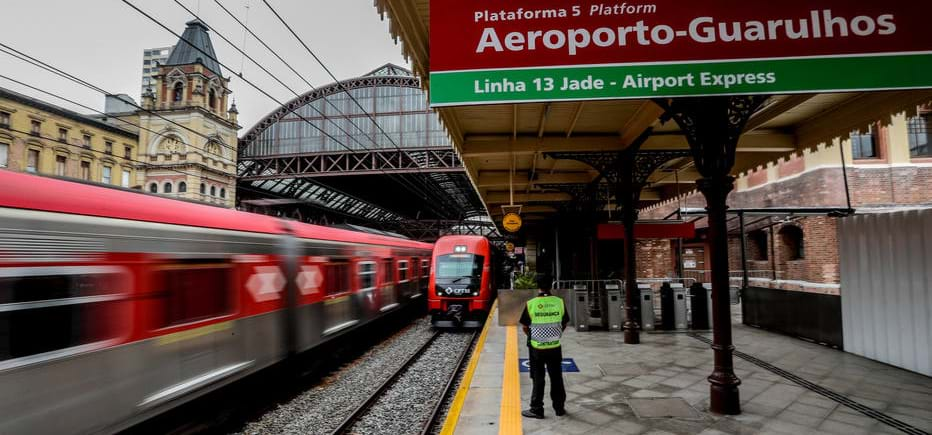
[331,330,477,435]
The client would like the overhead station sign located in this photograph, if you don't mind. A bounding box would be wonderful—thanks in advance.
[428,1,932,106]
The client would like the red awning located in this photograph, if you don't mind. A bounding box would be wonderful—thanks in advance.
[597,222,695,240]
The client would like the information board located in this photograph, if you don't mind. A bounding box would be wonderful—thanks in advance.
[429,1,932,106]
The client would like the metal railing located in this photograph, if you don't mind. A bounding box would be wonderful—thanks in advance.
[551,279,623,319]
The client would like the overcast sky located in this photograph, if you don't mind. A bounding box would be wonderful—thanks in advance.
[0,0,409,133]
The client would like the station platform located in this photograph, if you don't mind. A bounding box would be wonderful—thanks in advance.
[440,302,932,435]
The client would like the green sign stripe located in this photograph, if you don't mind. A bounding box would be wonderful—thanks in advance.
[429,53,932,106]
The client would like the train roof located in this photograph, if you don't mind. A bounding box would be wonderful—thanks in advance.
[0,170,432,250]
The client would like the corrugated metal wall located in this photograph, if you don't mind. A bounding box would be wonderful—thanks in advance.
[839,209,932,376]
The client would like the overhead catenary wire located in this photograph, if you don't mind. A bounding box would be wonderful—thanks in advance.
[0,43,236,154]
[123,0,456,218]
[0,73,235,166]
[212,0,371,140]
[260,0,406,152]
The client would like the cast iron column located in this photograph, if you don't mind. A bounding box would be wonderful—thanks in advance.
[621,193,641,344]
[655,95,766,415]
[695,175,740,413]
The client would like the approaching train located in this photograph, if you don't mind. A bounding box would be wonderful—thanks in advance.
[427,235,502,327]
[0,169,432,434]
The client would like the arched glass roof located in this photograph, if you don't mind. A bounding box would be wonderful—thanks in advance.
[240,64,451,157]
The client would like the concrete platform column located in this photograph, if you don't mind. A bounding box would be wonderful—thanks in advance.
[655,95,767,415]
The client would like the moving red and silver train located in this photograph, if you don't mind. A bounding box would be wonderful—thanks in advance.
[427,235,502,327]
[0,169,432,434]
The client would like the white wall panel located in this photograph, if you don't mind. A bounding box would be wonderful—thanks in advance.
[839,209,932,376]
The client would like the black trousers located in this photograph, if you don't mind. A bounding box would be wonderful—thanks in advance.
[528,346,566,413]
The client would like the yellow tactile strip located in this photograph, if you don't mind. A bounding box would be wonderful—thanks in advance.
[498,325,522,435]
[438,300,497,435]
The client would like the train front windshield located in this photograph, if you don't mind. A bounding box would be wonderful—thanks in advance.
[436,254,484,281]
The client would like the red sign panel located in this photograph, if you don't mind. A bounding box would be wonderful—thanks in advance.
[431,1,930,72]
[597,222,696,240]
[428,1,932,105]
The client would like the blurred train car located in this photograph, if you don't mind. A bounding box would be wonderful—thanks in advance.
[0,170,432,434]
[427,235,501,327]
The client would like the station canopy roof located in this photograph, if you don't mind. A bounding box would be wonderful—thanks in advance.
[374,0,932,228]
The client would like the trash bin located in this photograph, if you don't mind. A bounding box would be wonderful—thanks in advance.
[689,282,709,329]
[660,282,675,330]
[573,285,590,331]
[639,284,654,331]
[605,283,623,331]
[672,283,688,330]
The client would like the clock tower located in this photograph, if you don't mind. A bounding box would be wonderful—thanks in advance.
[137,19,240,207]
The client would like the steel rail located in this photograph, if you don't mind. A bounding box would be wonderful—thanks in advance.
[420,330,478,435]
[330,331,442,435]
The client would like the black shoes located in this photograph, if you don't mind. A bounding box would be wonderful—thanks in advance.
[522,409,544,419]
[554,408,567,416]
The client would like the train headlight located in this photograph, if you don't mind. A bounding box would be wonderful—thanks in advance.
[472,292,478,296]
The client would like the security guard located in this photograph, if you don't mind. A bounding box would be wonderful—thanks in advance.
[519,288,570,419]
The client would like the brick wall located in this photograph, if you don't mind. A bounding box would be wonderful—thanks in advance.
[639,164,932,295]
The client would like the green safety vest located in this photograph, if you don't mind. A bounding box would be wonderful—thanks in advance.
[527,295,565,350]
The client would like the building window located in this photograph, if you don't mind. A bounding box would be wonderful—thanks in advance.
[121,170,130,187]
[26,149,39,173]
[779,226,805,260]
[210,186,216,196]
[200,183,206,194]
[178,181,187,193]
[105,141,113,155]
[219,188,225,198]
[80,161,90,180]
[143,59,151,65]
[149,183,158,193]
[124,146,132,159]
[55,155,66,176]
[30,120,41,136]
[164,182,173,193]
[102,166,112,184]
[58,128,68,142]
[0,143,8,167]
[208,89,216,110]
[173,82,184,103]
[908,113,931,158]
[748,230,768,261]
[0,111,9,128]
[850,127,877,159]
[82,134,91,148]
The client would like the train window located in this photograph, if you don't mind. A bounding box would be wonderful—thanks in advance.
[156,263,232,327]
[381,259,393,285]
[0,267,126,363]
[421,259,429,277]
[398,260,409,283]
[325,262,350,295]
[358,261,376,291]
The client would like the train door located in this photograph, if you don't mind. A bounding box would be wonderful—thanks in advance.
[379,258,397,312]
[144,261,242,406]
[321,260,357,336]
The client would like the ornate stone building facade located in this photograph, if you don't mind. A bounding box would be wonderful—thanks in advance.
[0,19,238,207]
[136,19,239,207]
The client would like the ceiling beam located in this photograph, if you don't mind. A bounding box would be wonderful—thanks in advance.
[619,101,665,146]
[485,192,572,203]
[745,94,816,132]
[463,132,795,157]
[477,171,596,188]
